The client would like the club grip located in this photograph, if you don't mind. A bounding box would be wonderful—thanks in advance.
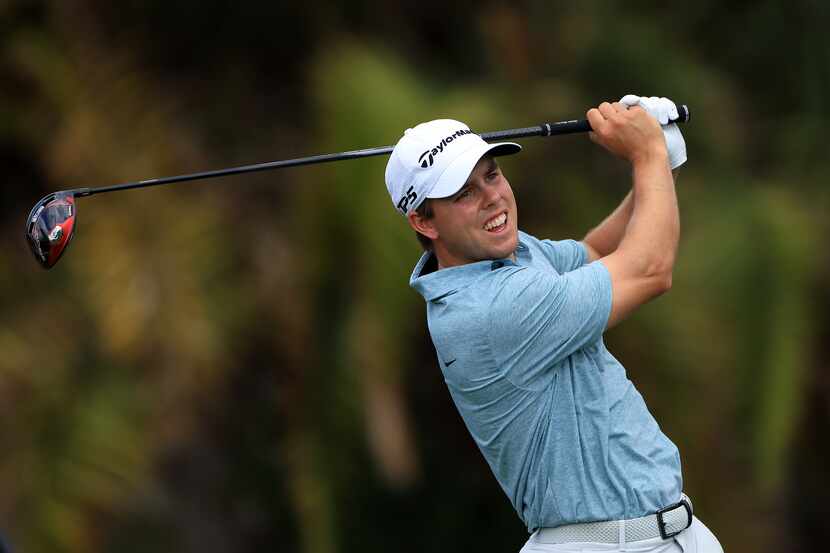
[540,103,690,136]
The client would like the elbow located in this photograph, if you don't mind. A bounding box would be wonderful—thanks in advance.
[639,271,672,302]
[644,261,674,296]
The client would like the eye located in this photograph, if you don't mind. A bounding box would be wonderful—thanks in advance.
[454,187,472,201]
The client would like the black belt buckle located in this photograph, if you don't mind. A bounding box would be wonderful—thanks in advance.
[656,498,693,539]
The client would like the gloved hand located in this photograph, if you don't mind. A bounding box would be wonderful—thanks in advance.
[620,95,686,169]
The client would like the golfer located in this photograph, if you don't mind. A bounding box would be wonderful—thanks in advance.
[385,96,723,552]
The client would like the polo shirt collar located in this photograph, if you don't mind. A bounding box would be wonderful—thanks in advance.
[409,239,531,302]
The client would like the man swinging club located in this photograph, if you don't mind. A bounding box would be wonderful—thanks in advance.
[385,95,724,552]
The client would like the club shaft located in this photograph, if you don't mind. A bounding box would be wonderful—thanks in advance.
[78,106,689,198]
[80,146,396,196]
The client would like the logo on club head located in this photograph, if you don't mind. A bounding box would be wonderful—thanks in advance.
[48,225,64,242]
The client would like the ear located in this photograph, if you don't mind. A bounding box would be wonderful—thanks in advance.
[407,210,439,240]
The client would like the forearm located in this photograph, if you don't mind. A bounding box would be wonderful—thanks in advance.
[583,170,678,259]
[583,189,634,258]
[600,151,678,328]
[614,153,679,280]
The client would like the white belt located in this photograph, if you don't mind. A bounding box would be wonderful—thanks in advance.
[535,495,693,544]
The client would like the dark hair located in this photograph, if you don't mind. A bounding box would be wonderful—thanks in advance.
[414,199,434,250]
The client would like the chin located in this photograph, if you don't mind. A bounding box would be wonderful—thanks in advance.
[490,230,519,259]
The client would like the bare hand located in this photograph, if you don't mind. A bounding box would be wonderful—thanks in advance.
[586,102,668,166]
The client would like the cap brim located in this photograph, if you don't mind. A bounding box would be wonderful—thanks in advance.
[427,141,522,199]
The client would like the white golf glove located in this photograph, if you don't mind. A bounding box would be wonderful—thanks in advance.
[620,94,686,169]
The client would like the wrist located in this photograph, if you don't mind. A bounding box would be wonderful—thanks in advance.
[630,142,670,169]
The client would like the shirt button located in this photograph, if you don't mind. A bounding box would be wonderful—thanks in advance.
[491,261,504,270]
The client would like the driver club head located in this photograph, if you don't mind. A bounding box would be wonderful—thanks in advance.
[25,191,78,269]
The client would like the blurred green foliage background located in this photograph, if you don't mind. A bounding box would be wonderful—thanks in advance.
[2,1,829,552]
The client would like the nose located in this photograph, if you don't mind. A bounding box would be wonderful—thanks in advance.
[481,182,501,208]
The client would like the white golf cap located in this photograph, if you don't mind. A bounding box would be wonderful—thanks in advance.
[385,119,521,215]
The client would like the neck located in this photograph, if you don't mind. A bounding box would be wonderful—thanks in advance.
[435,251,517,270]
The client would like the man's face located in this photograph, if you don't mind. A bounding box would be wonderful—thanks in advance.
[420,156,519,268]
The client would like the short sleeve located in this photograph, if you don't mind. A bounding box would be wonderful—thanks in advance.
[488,261,612,389]
[539,239,589,273]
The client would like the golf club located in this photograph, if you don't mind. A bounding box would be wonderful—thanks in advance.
[25,106,690,269]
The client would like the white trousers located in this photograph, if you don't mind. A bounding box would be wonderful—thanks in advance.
[519,516,724,553]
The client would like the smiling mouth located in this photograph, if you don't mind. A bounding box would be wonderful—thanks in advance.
[483,211,508,233]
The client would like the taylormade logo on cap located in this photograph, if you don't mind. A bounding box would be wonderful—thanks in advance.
[418,128,474,168]
[385,119,521,216]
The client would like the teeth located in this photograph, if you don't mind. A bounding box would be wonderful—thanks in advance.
[484,213,507,230]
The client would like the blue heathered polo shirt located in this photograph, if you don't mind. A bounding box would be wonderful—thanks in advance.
[410,230,682,532]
